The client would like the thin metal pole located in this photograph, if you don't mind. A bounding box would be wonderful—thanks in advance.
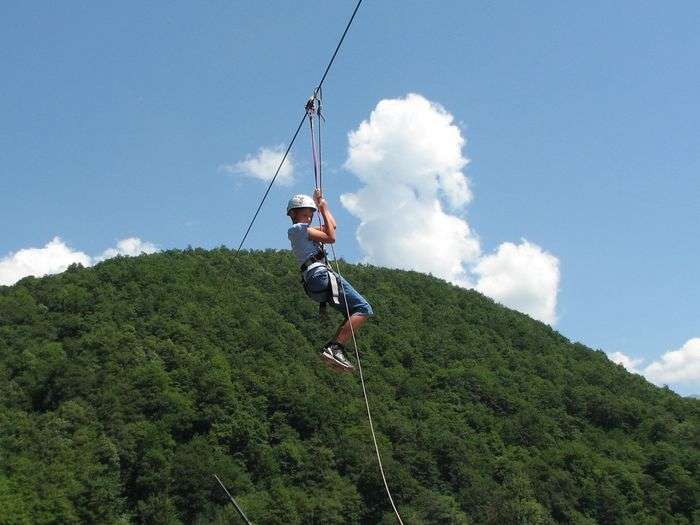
[214,474,253,525]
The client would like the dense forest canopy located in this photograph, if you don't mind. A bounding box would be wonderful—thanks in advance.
[0,249,698,524]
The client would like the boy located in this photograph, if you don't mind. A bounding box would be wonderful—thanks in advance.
[287,189,373,372]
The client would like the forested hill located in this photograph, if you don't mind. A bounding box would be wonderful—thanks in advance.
[0,249,697,524]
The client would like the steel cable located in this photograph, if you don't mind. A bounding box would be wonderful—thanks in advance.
[234,0,363,255]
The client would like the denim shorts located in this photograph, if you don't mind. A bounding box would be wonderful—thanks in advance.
[303,265,373,317]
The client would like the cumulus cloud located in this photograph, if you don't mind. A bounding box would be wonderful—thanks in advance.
[344,94,472,208]
[474,240,560,325]
[342,189,480,286]
[341,93,561,324]
[222,145,294,186]
[606,339,700,390]
[341,94,479,286]
[607,351,645,373]
[0,237,91,286]
[644,338,700,386]
[96,237,158,261]
[0,237,158,286]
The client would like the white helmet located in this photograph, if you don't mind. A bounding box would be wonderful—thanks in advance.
[286,194,317,215]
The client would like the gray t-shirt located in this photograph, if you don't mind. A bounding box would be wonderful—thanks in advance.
[288,223,322,265]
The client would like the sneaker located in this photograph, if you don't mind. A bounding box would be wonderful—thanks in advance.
[320,342,354,372]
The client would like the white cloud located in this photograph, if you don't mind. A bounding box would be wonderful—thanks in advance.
[606,339,700,391]
[96,237,158,261]
[474,240,560,325]
[222,145,294,186]
[341,189,480,286]
[607,351,645,373]
[341,94,479,286]
[344,94,472,208]
[0,237,158,286]
[341,94,561,323]
[643,338,700,386]
[0,237,91,286]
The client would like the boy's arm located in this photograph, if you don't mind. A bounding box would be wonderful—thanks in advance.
[308,224,334,243]
[308,189,336,243]
[314,188,336,231]
[324,207,337,231]
[308,203,336,243]
[321,207,336,235]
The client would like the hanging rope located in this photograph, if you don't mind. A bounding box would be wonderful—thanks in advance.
[310,101,405,524]
[307,92,327,248]
[306,93,322,190]
[328,246,405,525]
[317,89,323,191]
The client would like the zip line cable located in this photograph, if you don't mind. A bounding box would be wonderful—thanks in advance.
[234,115,306,253]
[234,0,363,255]
[315,1,363,100]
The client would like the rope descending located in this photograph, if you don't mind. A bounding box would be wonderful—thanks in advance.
[311,93,404,524]
[326,247,405,525]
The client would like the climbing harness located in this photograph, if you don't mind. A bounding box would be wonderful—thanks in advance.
[300,248,341,317]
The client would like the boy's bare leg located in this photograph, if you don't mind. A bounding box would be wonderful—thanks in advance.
[334,314,369,346]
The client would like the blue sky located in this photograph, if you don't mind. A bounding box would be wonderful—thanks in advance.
[1,1,698,394]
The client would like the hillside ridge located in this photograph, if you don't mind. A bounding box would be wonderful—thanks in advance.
[0,248,697,524]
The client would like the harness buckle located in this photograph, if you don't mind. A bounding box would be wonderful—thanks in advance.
[300,249,327,272]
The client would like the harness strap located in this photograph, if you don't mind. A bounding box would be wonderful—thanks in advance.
[327,269,340,305]
[300,249,326,272]
[300,251,341,307]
